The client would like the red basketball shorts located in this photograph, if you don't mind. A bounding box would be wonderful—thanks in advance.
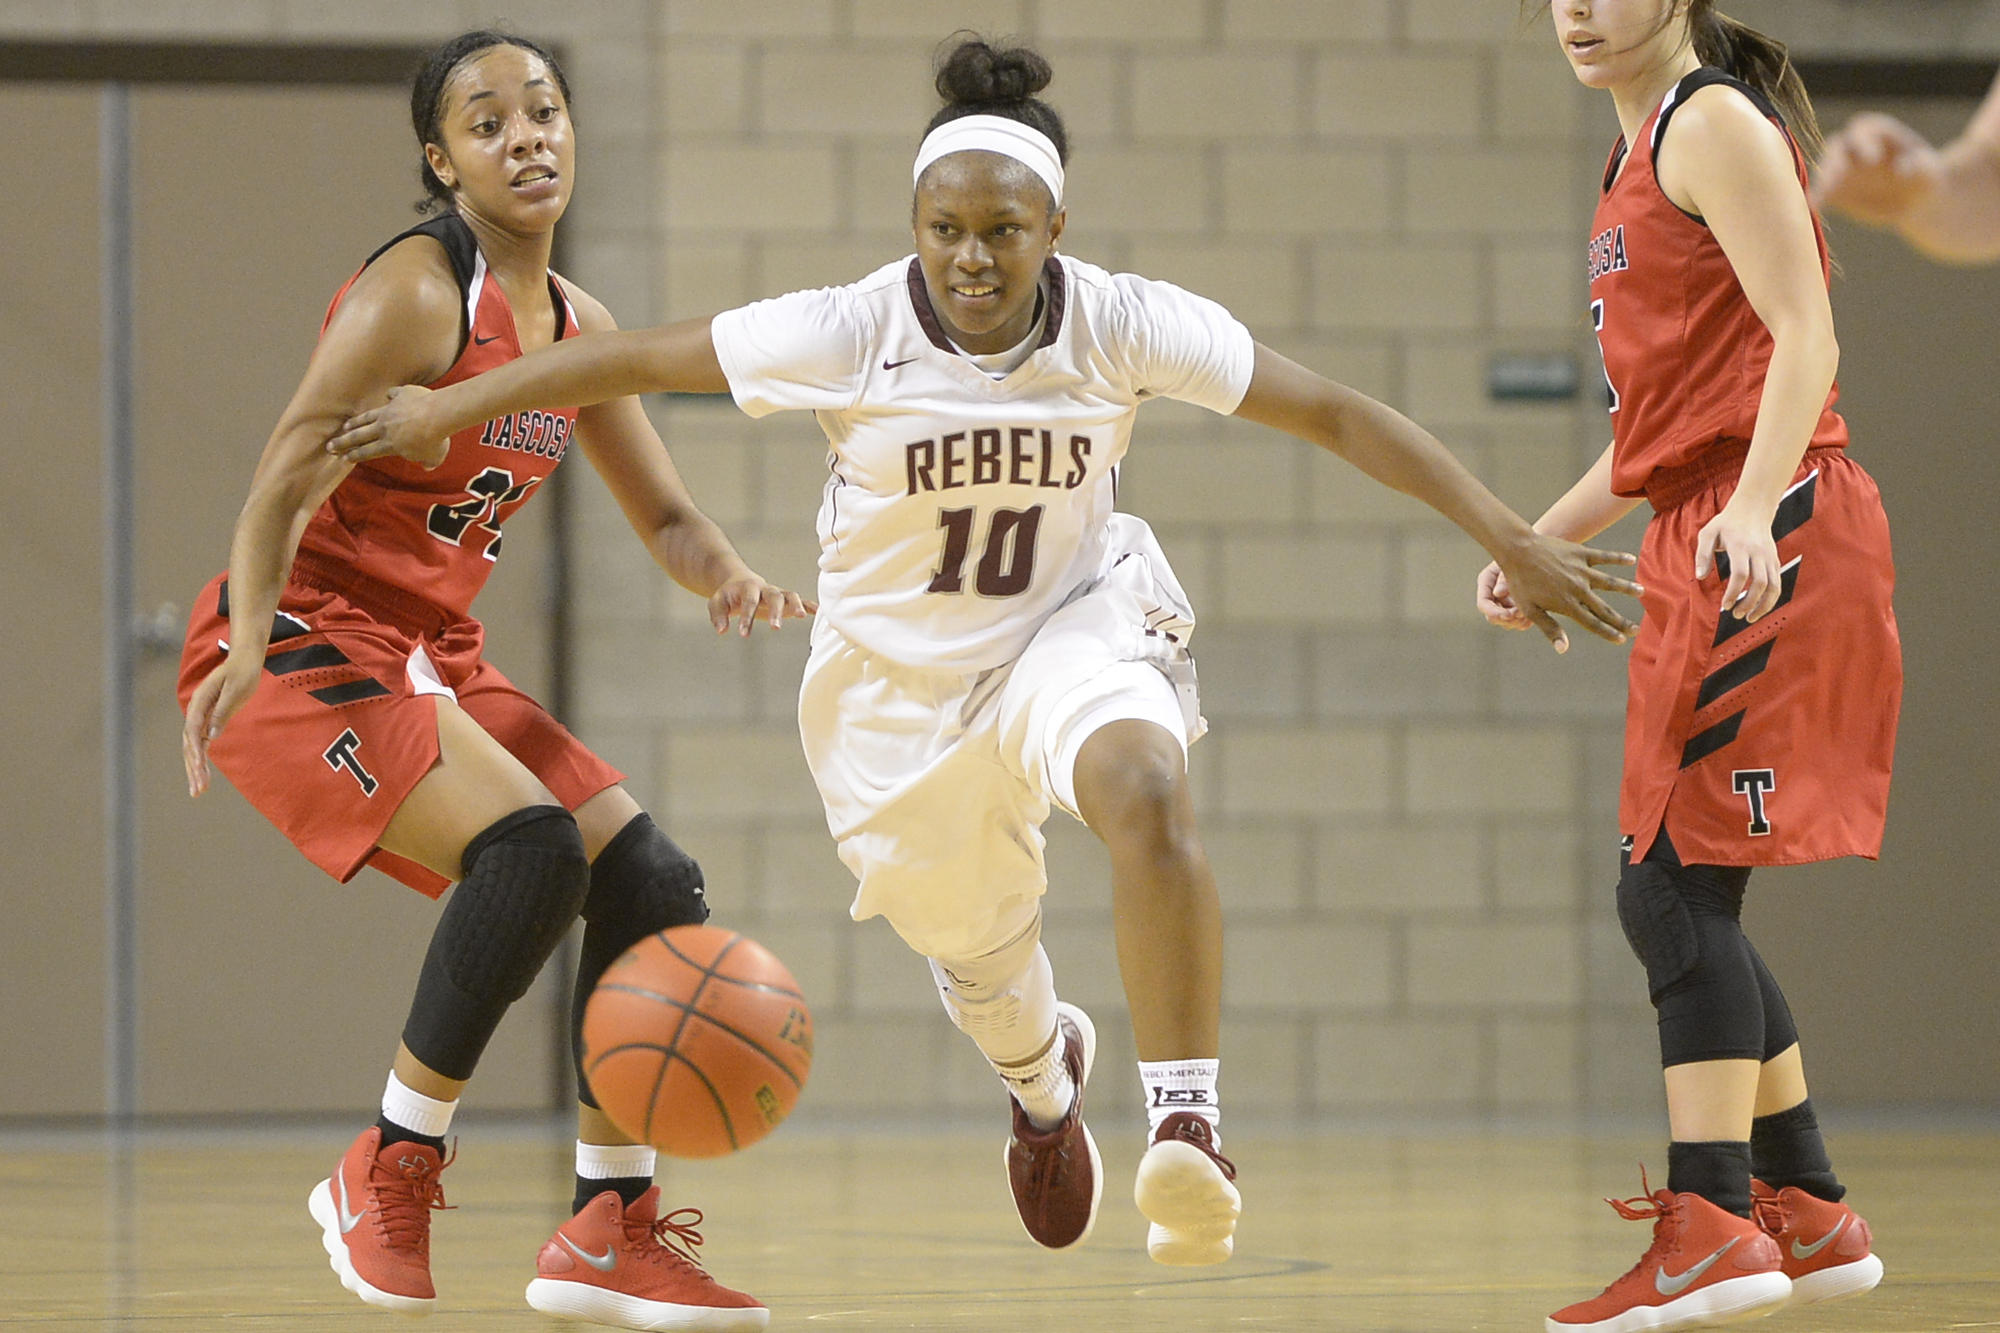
[178,571,622,896]
[1621,447,1902,866]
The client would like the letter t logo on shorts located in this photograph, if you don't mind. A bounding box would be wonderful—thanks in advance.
[1732,768,1776,836]
[324,728,380,796]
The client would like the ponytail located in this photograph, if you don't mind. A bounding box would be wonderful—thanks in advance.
[1688,2,1822,159]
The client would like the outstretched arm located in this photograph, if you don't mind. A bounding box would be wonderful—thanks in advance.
[326,318,730,465]
[1816,71,2000,263]
[1475,441,1644,631]
[560,285,812,635]
[1234,345,1639,651]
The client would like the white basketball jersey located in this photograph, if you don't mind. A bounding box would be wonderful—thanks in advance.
[710,255,1255,670]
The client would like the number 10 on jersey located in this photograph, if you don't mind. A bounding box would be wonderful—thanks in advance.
[928,505,1045,597]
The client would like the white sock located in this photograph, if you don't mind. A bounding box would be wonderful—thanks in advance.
[381,1072,456,1139]
[1139,1058,1220,1141]
[575,1139,657,1181]
[997,1028,1076,1131]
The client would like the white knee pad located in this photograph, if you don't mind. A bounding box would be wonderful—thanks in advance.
[927,919,1058,1067]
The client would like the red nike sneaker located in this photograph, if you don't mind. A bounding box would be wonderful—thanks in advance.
[1547,1173,1791,1333]
[1751,1180,1884,1306]
[306,1126,452,1314]
[525,1188,769,1332]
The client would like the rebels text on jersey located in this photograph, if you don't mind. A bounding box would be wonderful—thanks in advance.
[712,255,1255,671]
[294,214,581,622]
[1587,69,1847,499]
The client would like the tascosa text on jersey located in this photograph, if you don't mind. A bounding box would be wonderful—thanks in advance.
[477,408,573,461]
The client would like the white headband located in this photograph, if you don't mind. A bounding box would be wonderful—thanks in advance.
[912,113,1065,207]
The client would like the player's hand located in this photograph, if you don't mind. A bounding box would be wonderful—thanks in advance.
[708,574,815,638]
[1492,536,1641,653]
[181,650,263,797]
[1475,560,1533,631]
[1814,112,1944,226]
[1694,502,1782,623]
[326,385,451,469]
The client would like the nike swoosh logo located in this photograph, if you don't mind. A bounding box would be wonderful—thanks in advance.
[559,1234,617,1272]
[474,334,501,345]
[882,357,918,370]
[1656,1237,1736,1296]
[335,1173,364,1234]
[1791,1218,1845,1259]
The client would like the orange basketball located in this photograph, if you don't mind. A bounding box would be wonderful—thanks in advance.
[580,925,813,1158]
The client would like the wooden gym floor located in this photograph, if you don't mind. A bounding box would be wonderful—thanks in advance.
[2,1118,1994,1331]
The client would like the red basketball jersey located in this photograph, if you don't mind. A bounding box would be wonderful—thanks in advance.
[1588,69,1847,499]
[295,213,580,622]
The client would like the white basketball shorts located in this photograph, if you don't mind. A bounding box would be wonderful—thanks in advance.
[797,515,1206,961]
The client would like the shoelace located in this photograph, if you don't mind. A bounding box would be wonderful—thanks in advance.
[1593,1167,1684,1287]
[1022,1127,1081,1197]
[1749,1193,1788,1237]
[630,1206,710,1270]
[1012,1052,1083,1193]
[1162,1115,1238,1182]
[371,1141,457,1250]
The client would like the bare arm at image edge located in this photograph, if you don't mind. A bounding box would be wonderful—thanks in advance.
[1817,70,2000,263]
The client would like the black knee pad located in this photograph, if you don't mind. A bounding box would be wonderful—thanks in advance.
[1655,911,1766,1066]
[1616,858,1700,1002]
[571,814,708,1106]
[1619,836,1766,1067]
[402,805,590,1080]
[580,813,708,936]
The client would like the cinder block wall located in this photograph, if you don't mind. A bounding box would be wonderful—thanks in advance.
[11,0,1992,1121]
[595,0,1643,1123]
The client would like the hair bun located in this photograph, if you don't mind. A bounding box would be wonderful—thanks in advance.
[935,36,1052,108]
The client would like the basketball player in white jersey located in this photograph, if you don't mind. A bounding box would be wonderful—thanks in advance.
[331,36,1640,1268]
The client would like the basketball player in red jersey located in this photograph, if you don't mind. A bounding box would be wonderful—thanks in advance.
[1480,4,1900,1330]
[177,32,802,1331]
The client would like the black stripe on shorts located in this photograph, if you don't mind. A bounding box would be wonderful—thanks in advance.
[1771,471,1818,543]
[1714,559,1800,647]
[265,643,350,676]
[270,612,312,644]
[1680,709,1746,768]
[309,678,393,706]
[1694,638,1775,711]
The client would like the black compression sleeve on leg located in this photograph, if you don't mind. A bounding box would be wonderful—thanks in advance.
[571,814,709,1108]
[1746,941,1800,1061]
[1654,872,1766,1065]
[1616,857,1701,1001]
[400,806,591,1081]
[1625,830,1767,1067]
[1752,1097,1845,1202]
